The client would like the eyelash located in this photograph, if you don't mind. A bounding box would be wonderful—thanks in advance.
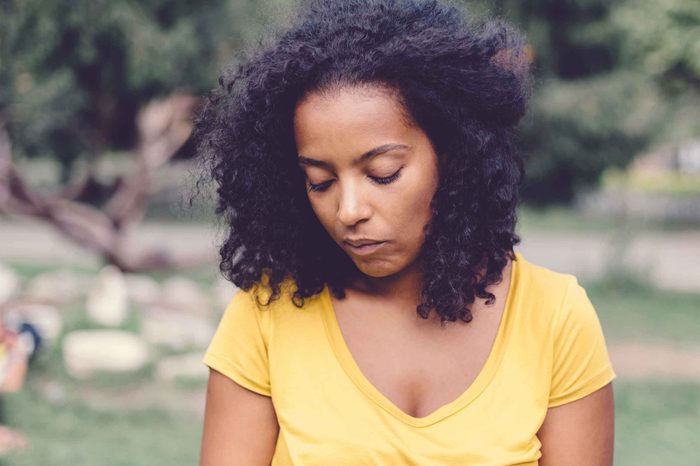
[307,168,403,193]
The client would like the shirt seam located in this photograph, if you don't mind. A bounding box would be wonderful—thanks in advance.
[203,350,272,397]
[547,363,616,407]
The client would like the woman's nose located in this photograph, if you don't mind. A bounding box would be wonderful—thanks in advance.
[336,180,372,227]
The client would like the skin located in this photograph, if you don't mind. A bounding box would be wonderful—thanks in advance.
[0,323,29,392]
[0,322,29,453]
[538,383,615,465]
[294,83,440,303]
[200,369,279,466]
[199,83,615,465]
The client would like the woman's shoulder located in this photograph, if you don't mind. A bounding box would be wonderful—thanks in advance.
[228,274,327,339]
[515,251,577,293]
[240,272,321,313]
[513,251,583,318]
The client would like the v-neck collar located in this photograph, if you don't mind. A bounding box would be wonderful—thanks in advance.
[320,251,522,428]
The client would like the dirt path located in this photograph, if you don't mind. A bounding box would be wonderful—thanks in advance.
[609,342,700,381]
[516,230,700,293]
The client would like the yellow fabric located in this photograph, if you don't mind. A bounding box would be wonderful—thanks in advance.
[202,251,616,465]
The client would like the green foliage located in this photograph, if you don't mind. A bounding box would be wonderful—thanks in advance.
[0,0,291,181]
[609,0,700,153]
[486,0,625,78]
[468,0,700,204]
[519,73,660,203]
[2,0,697,205]
[612,0,700,94]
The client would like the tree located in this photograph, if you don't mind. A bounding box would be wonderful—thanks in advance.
[469,0,699,204]
[0,94,203,271]
[0,0,294,270]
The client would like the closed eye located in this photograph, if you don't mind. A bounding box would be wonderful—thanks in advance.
[369,167,403,185]
[308,180,333,193]
[307,167,403,193]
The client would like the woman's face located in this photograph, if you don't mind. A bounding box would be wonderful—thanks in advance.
[293,84,440,278]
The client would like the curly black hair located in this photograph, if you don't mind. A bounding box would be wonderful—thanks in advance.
[194,0,532,324]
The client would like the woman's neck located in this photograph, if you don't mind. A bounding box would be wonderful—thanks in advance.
[347,259,424,305]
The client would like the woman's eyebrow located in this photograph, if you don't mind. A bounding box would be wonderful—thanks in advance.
[297,143,410,169]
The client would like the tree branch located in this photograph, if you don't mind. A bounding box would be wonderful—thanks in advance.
[0,94,208,272]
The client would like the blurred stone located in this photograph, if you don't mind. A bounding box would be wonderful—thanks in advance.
[160,276,210,315]
[2,303,62,345]
[62,330,151,379]
[26,269,90,304]
[156,352,209,383]
[141,306,214,350]
[0,262,20,305]
[86,265,129,326]
[124,273,161,307]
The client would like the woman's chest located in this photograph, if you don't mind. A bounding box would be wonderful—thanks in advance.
[333,300,505,419]
[267,300,551,465]
[269,353,548,466]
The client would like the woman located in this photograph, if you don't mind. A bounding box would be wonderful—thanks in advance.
[196,0,616,464]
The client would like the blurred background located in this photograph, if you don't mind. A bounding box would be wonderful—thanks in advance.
[0,0,698,464]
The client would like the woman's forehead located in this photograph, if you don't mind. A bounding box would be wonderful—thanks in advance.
[293,86,415,156]
[295,85,403,127]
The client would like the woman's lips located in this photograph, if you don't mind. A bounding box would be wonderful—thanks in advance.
[344,241,386,256]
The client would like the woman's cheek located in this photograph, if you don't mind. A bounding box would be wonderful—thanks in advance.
[310,200,337,237]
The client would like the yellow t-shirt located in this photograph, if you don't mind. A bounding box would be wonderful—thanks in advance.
[202,251,616,465]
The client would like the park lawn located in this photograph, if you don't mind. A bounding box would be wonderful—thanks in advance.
[0,299,207,466]
[0,265,698,465]
[1,263,212,466]
[583,279,700,344]
[516,205,700,233]
[614,380,700,466]
[517,205,619,232]
[0,384,204,466]
[2,377,697,466]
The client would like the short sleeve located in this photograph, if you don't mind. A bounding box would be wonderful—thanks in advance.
[548,277,616,407]
[202,288,271,396]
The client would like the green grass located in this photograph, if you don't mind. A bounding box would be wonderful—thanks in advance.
[602,168,700,197]
[614,380,700,466]
[517,205,618,232]
[146,263,220,289]
[1,260,699,464]
[583,280,700,344]
[6,262,99,283]
[517,205,700,233]
[0,263,211,465]
[2,379,697,465]
[0,387,203,466]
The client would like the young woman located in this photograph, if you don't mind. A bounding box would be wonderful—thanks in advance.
[196,1,616,464]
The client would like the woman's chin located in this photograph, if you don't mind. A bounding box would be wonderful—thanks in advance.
[352,259,403,278]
